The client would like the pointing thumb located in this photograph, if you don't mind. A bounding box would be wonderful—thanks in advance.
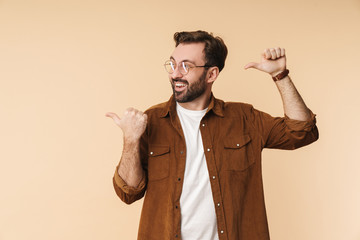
[105,112,121,121]
[244,62,259,70]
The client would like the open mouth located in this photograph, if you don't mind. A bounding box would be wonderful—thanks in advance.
[173,80,188,92]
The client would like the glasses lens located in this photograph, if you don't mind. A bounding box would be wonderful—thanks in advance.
[181,62,189,75]
[164,60,175,73]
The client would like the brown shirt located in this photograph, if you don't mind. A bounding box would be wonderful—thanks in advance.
[113,95,319,240]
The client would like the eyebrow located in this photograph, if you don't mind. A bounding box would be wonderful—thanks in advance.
[170,56,196,65]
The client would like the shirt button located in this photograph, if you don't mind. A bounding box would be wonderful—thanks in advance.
[150,152,153,155]
[180,151,183,154]
[202,123,205,127]
[217,203,221,207]
[236,143,240,147]
[220,230,224,234]
[212,176,216,180]
[177,178,181,181]
[175,205,178,209]
[207,148,211,152]
[175,234,178,238]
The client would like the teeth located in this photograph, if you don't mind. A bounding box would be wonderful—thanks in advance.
[175,83,186,87]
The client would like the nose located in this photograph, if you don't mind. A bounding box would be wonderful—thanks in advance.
[171,65,183,79]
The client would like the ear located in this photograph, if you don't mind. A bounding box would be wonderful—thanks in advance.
[206,67,219,84]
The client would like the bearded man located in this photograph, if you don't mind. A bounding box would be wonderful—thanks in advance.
[106,30,319,240]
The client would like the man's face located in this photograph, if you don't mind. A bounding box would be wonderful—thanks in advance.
[169,43,208,103]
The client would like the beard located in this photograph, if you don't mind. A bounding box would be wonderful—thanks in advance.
[170,70,207,103]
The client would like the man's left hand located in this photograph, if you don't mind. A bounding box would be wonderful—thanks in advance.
[244,48,286,77]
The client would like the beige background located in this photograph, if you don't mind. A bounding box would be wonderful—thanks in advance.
[1,0,359,239]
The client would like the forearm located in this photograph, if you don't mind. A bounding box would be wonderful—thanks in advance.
[244,48,313,121]
[275,76,311,121]
[118,137,144,188]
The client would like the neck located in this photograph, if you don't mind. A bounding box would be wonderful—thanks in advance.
[177,90,212,111]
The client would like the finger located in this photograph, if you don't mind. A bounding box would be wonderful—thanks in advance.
[141,113,148,124]
[269,48,277,59]
[130,108,143,115]
[124,107,137,116]
[125,107,133,113]
[280,48,285,57]
[244,62,260,70]
[264,49,271,59]
[142,113,148,121]
[105,112,121,122]
[275,48,281,58]
[133,109,144,117]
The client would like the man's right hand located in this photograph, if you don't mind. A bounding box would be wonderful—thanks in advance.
[105,108,148,141]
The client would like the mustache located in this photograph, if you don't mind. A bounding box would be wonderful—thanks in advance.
[171,78,188,85]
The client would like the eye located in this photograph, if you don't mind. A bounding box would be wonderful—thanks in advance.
[182,62,191,73]
[169,61,176,70]
[164,60,176,73]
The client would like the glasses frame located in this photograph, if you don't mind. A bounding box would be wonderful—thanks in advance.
[164,60,212,75]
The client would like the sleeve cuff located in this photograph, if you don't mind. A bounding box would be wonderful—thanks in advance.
[284,110,317,132]
[113,165,146,195]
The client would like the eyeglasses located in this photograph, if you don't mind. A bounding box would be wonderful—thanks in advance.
[164,60,211,75]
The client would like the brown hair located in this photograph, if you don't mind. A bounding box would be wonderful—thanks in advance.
[173,30,228,72]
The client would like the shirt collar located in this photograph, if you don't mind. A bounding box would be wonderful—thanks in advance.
[160,93,224,118]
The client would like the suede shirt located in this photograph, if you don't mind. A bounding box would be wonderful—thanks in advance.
[113,95,319,240]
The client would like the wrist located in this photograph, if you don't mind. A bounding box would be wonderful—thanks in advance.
[123,135,141,144]
[272,69,289,81]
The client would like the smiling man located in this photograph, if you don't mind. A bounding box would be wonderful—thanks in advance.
[106,30,319,240]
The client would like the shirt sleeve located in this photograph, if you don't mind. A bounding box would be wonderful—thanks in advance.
[112,130,149,205]
[248,105,319,150]
[113,165,146,204]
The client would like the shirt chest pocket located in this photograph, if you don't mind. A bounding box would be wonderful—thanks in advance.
[148,145,170,181]
[222,134,255,171]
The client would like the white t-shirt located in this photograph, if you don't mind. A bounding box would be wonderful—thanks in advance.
[177,103,219,240]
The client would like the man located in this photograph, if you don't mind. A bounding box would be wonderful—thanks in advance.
[106,30,318,240]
